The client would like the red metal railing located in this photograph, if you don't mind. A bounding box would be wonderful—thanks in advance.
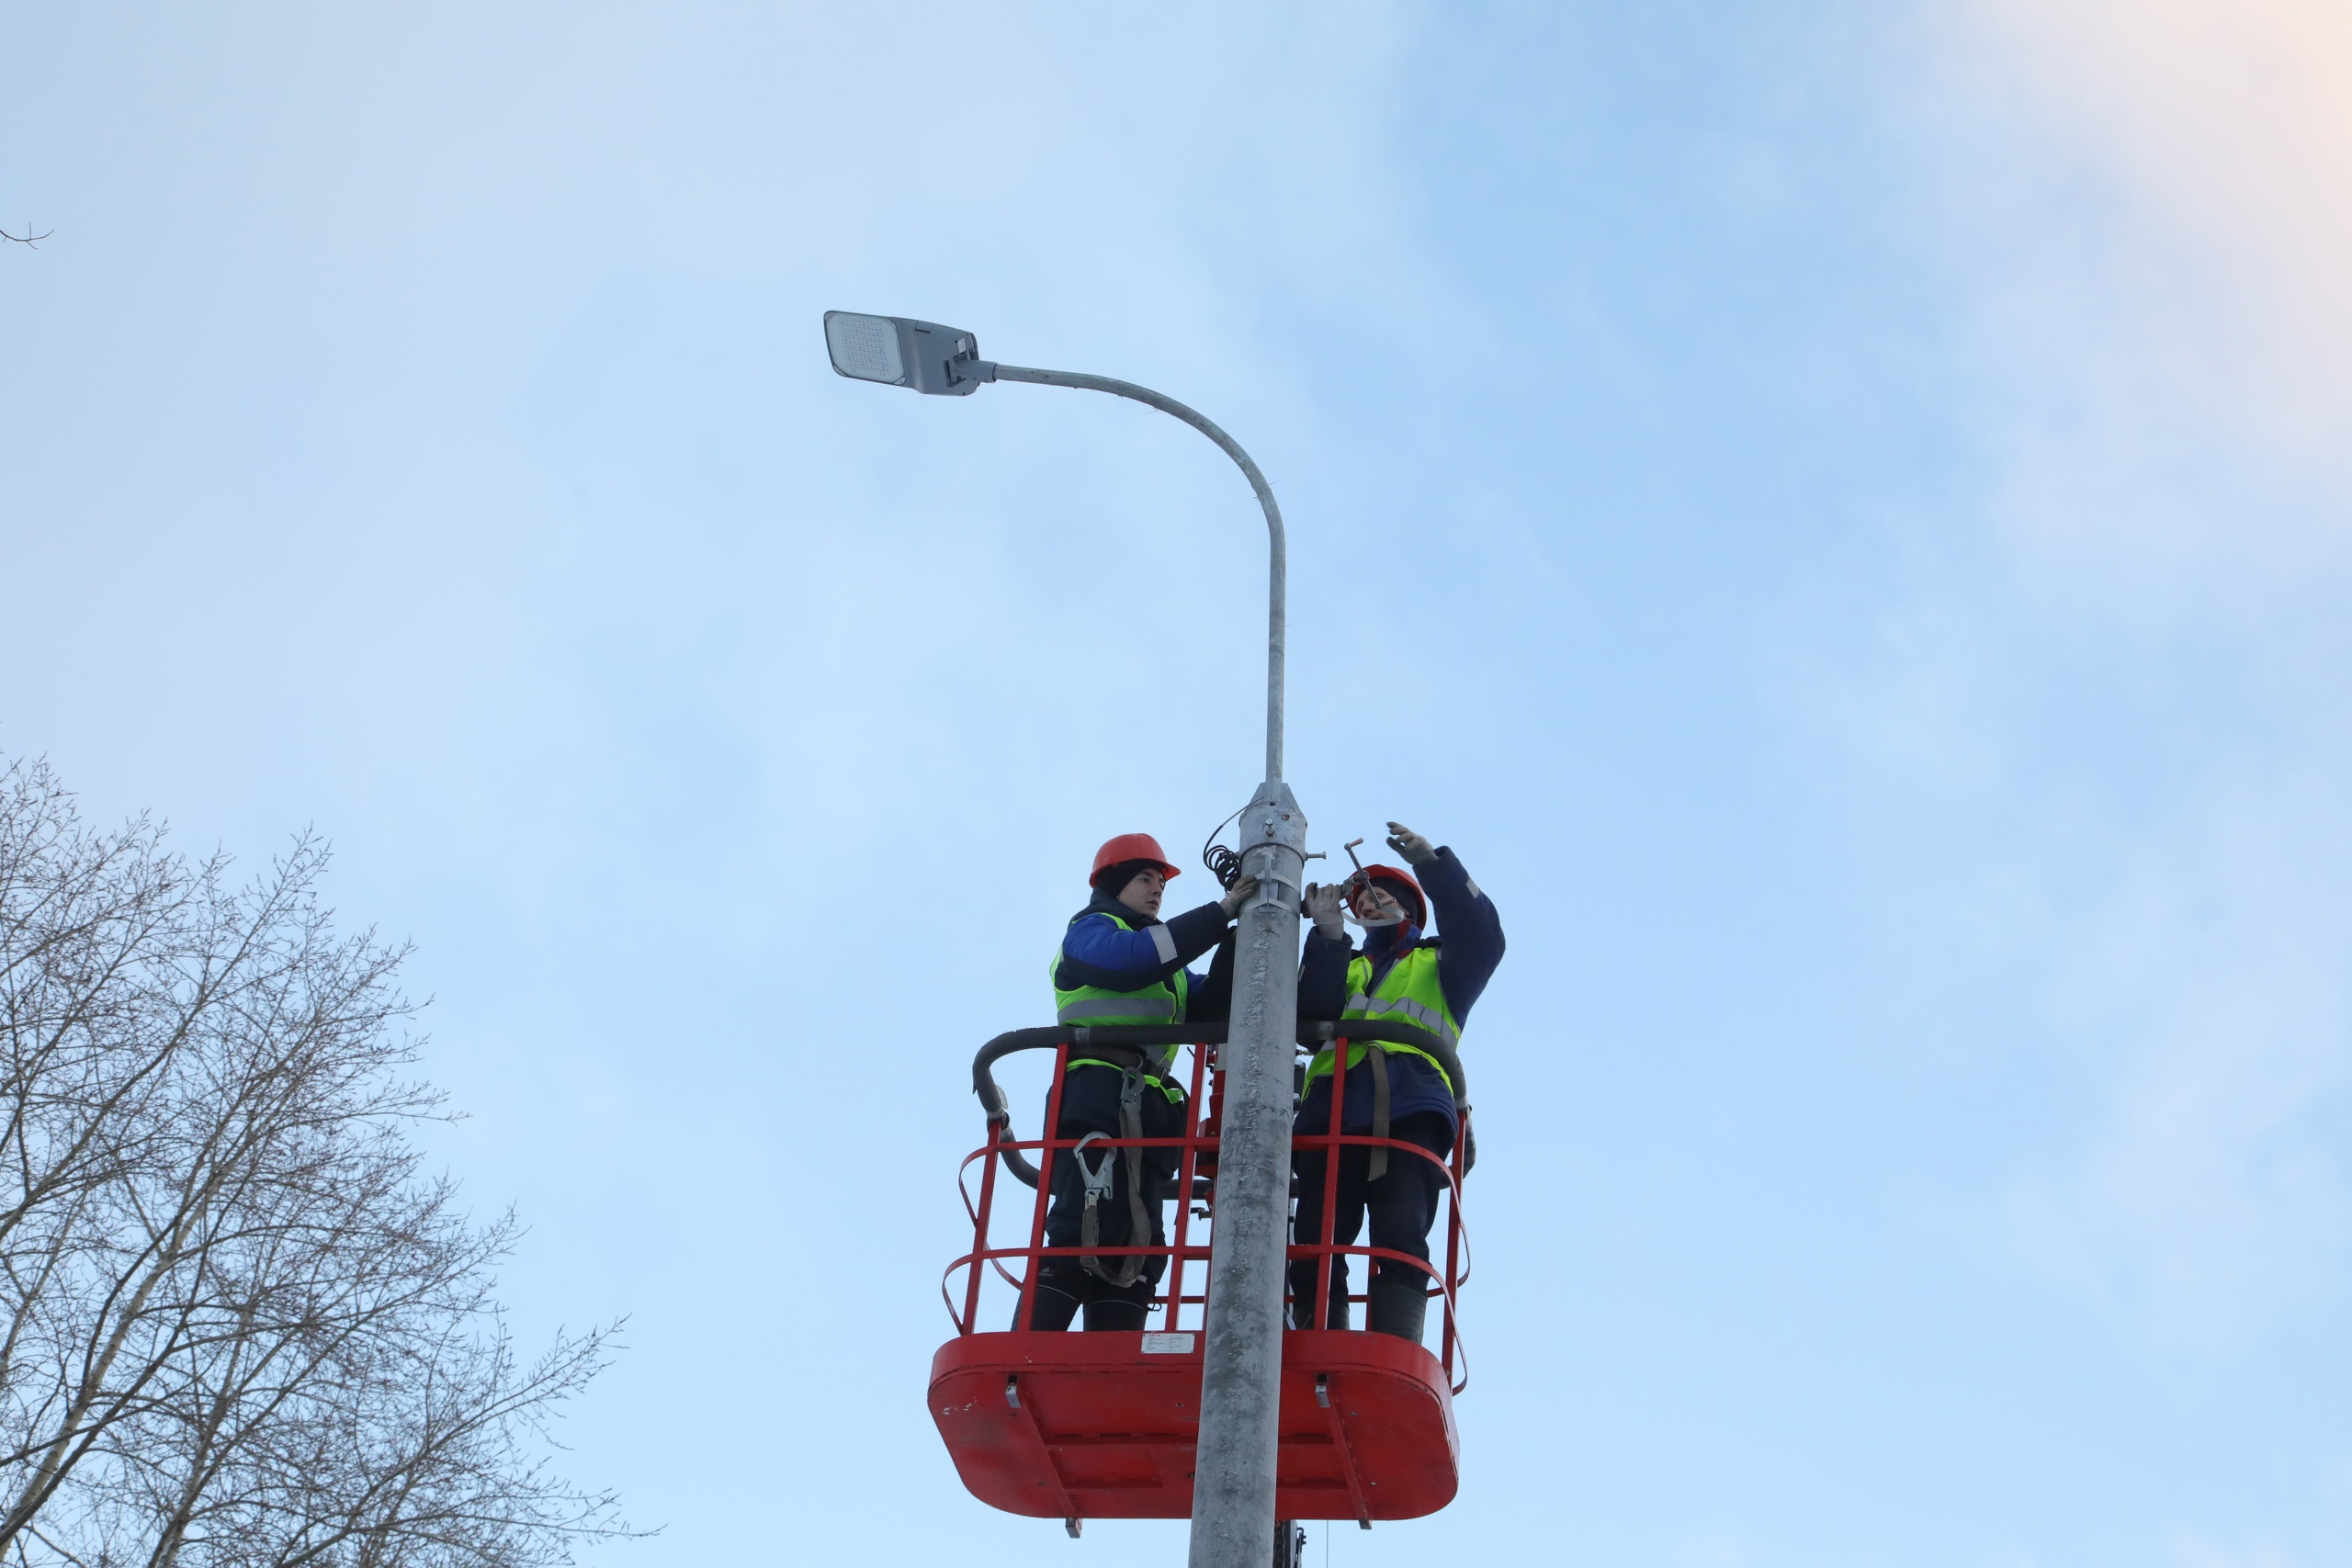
[944,1037,1472,1392]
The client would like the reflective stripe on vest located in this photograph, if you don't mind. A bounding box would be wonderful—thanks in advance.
[1304,946,1461,1096]
[1340,991,1459,1048]
[1050,910,1189,1082]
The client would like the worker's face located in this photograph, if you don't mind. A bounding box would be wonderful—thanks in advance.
[1117,869,1166,919]
[1349,883,1407,927]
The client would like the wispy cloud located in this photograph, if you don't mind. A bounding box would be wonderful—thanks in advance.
[1825,0,2352,1349]
[1951,0,2352,577]
[2171,1528,2306,1568]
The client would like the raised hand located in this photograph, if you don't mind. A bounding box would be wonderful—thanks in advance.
[1384,821,1435,866]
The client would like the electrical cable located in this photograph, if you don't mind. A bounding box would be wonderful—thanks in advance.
[1200,805,1248,890]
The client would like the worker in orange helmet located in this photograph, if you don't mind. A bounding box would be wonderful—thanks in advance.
[1291,821,1504,1344]
[1024,832,1257,1333]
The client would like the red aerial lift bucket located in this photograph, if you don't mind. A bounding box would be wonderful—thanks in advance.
[930,1328,1458,1523]
[936,1024,1473,1532]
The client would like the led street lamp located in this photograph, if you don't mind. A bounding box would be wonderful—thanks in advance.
[822,310,992,396]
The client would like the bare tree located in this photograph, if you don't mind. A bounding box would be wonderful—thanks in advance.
[0,755,635,1567]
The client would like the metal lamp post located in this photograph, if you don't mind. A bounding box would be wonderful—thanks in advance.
[824,310,1306,1568]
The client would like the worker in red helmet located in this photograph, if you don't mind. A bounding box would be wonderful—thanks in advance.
[1023,832,1257,1333]
[1290,821,1505,1345]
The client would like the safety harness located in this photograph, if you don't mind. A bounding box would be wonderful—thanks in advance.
[1063,1045,1159,1288]
[1048,905,1194,1284]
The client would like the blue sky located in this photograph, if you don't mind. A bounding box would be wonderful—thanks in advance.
[7,3,2352,1563]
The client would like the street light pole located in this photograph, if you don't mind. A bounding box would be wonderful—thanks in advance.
[823,314,1306,1568]
[982,362,1305,1568]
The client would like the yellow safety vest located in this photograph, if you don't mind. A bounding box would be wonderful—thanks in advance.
[1048,910,1190,1101]
[1302,945,1461,1096]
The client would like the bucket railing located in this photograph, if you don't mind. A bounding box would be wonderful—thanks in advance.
[946,1021,1474,1392]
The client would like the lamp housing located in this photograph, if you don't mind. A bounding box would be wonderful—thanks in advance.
[823,310,987,395]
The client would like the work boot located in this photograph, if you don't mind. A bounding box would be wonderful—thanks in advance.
[1365,1271,1428,1345]
[1287,1264,1351,1329]
[1322,1287,1350,1331]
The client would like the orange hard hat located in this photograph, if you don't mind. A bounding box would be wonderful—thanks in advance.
[1091,832,1182,886]
[1350,863,1426,928]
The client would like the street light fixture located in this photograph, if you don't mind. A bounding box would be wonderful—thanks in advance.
[826,310,1306,1568]
[822,310,986,397]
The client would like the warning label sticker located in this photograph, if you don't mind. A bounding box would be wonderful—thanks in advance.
[1140,1332,1196,1355]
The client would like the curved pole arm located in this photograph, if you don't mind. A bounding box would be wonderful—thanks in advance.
[974,361,1288,783]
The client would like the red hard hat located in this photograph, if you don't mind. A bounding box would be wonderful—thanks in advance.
[1091,833,1182,886]
[1351,864,1426,928]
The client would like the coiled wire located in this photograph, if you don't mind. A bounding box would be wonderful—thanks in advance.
[1200,806,1247,890]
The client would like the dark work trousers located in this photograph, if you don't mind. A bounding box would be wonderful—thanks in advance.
[1021,1063,1186,1332]
[1287,1110,1454,1330]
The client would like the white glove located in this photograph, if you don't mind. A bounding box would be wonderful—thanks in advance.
[1218,874,1261,918]
[1385,821,1436,866]
[1303,881,1346,939]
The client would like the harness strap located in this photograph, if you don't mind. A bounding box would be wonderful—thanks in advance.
[1367,1043,1393,1182]
[1065,1042,1185,1103]
[1075,1062,1156,1289]
[1071,1133,1133,1288]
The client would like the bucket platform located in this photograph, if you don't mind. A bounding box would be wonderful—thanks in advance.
[931,1327,1458,1524]
[938,1022,1475,1533]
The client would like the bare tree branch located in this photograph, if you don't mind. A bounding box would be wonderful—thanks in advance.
[0,755,643,1567]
